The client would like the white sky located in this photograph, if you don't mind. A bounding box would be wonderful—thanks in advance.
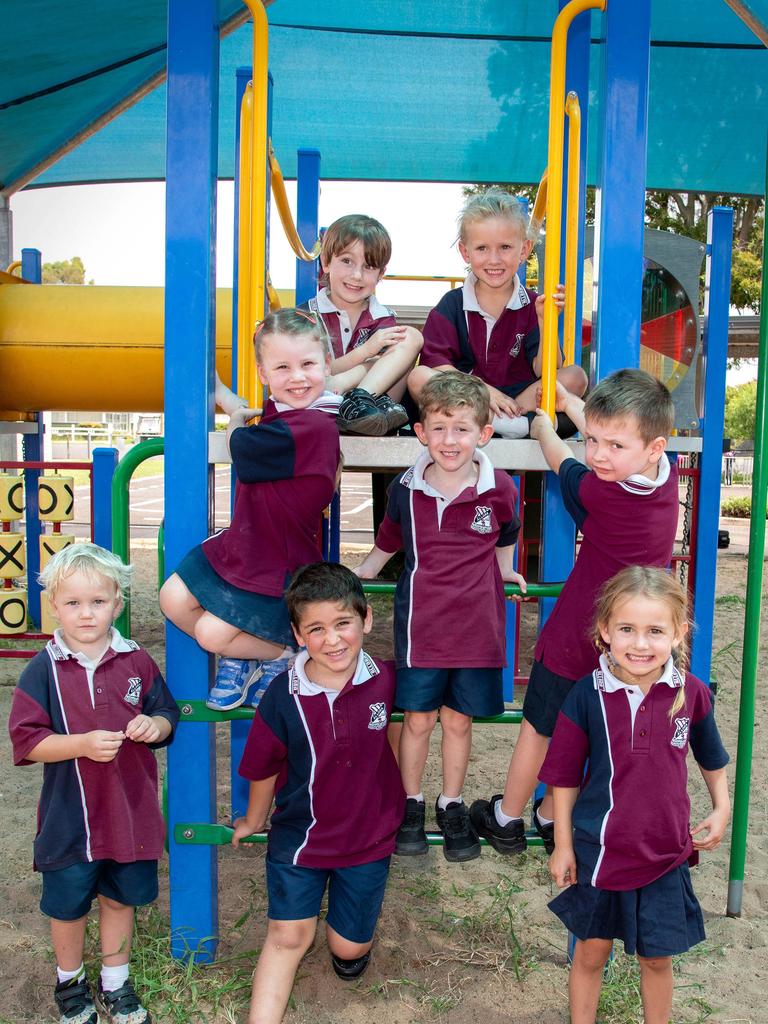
[10,180,758,387]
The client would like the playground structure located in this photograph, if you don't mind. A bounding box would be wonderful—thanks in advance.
[0,0,765,960]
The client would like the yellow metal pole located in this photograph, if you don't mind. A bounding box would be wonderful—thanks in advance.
[541,0,605,418]
[528,169,548,243]
[237,82,254,402]
[563,91,581,367]
[4,261,21,277]
[268,143,322,262]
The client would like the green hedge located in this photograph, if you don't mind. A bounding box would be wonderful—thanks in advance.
[721,496,768,519]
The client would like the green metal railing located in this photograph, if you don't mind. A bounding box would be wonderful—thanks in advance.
[112,437,164,636]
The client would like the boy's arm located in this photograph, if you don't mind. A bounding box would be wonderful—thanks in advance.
[25,731,125,764]
[495,545,527,594]
[549,786,579,886]
[330,325,409,373]
[529,409,572,473]
[232,775,278,845]
[125,714,173,745]
[690,766,731,851]
[354,545,395,579]
[555,381,586,434]
[531,285,566,377]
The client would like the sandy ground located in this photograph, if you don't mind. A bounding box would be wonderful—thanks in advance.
[1,542,765,1024]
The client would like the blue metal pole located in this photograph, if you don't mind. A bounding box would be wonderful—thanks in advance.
[164,0,220,962]
[92,448,118,550]
[20,248,43,626]
[295,148,321,304]
[690,207,733,683]
[502,476,521,702]
[591,0,651,381]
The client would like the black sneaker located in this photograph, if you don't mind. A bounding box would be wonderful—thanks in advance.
[394,797,428,855]
[97,978,152,1023]
[337,388,390,436]
[469,794,527,855]
[331,951,371,980]
[555,412,579,439]
[374,393,409,432]
[532,796,555,855]
[54,976,98,1024]
[436,799,481,862]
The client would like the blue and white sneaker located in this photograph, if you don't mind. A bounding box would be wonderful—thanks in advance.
[205,657,253,711]
[242,654,296,708]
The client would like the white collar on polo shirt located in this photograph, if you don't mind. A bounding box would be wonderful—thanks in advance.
[316,286,391,320]
[404,447,497,500]
[594,653,683,693]
[619,452,671,495]
[462,272,530,316]
[289,648,380,698]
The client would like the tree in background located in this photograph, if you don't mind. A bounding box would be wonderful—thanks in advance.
[724,380,757,442]
[464,184,763,311]
[42,255,93,285]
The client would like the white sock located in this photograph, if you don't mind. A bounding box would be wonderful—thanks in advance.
[100,963,130,993]
[492,415,530,439]
[536,807,554,827]
[437,793,461,810]
[57,963,85,985]
[406,792,424,803]
[494,799,523,828]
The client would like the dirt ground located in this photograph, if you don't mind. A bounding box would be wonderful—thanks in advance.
[1,542,765,1023]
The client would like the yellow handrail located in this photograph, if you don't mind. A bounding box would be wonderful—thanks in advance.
[5,260,22,277]
[383,273,465,289]
[541,0,606,417]
[267,274,282,312]
[237,81,254,403]
[563,92,581,367]
[528,169,548,243]
[268,142,322,262]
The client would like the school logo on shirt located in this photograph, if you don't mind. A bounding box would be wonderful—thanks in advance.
[671,717,691,749]
[509,333,525,358]
[471,506,493,535]
[124,677,142,706]
[368,702,388,730]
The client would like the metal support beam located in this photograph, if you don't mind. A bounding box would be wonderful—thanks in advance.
[295,148,321,305]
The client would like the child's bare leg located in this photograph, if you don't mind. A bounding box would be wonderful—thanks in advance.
[193,613,285,661]
[159,573,206,637]
[325,925,373,962]
[399,710,439,793]
[51,916,88,971]
[407,363,437,404]
[328,366,367,394]
[570,938,613,1023]
[557,363,588,397]
[637,955,673,1024]
[98,896,134,966]
[359,327,423,397]
[248,918,316,1024]
[439,707,472,797]
[500,719,550,818]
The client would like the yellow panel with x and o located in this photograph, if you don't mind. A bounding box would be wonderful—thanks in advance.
[0,533,25,579]
[0,474,24,521]
[38,476,75,522]
[0,587,27,634]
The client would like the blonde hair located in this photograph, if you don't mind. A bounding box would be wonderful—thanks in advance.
[39,542,132,599]
[458,188,529,243]
[418,371,491,427]
[254,307,330,362]
[593,566,690,719]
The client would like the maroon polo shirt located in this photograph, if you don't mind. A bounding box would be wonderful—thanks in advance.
[239,651,405,868]
[304,289,397,361]
[534,456,680,681]
[421,274,540,389]
[375,450,520,668]
[9,631,178,871]
[540,658,729,890]
[203,403,340,596]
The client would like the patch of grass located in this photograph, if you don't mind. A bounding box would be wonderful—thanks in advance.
[595,947,719,1024]
[711,638,743,687]
[363,975,460,1019]
[715,593,746,607]
[721,496,765,518]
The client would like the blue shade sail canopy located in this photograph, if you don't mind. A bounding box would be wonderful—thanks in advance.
[2,1,767,195]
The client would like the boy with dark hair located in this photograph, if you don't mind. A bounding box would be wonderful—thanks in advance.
[232,562,404,1024]
[356,371,525,862]
[471,368,679,855]
[9,543,179,1024]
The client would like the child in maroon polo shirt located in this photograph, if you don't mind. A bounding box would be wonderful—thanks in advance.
[408,188,585,438]
[159,308,341,712]
[471,369,680,856]
[303,213,423,435]
[9,543,179,1024]
[355,371,526,862]
[232,563,404,1020]
[542,567,729,1024]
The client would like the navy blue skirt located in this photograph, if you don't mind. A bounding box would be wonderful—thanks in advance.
[549,860,705,958]
[175,544,295,647]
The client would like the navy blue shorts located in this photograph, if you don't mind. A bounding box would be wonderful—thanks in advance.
[396,667,504,717]
[40,859,158,921]
[522,659,578,737]
[549,860,705,958]
[176,544,295,647]
[266,855,391,944]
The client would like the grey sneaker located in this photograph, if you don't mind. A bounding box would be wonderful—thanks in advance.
[97,978,151,1023]
[54,976,98,1024]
